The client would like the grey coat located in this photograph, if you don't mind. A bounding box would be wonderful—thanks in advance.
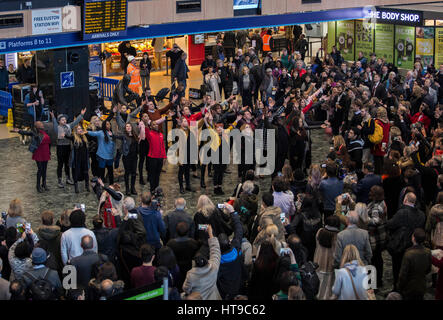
[52,114,83,146]
[334,225,372,267]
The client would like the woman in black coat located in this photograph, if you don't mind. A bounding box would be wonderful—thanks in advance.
[69,125,90,193]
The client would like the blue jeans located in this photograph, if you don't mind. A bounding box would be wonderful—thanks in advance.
[97,155,114,169]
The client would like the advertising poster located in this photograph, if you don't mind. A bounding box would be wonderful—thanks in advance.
[374,23,394,64]
[233,0,260,10]
[416,27,434,68]
[336,20,355,61]
[31,8,63,35]
[327,21,336,54]
[355,20,374,60]
[436,28,443,68]
[394,25,415,69]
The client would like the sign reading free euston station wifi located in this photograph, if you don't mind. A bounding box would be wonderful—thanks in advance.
[83,0,128,40]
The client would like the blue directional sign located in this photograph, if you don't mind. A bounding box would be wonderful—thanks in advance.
[60,71,74,89]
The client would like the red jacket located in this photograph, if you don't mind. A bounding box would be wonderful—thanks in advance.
[32,130,51,162]
[409,112,431,131]
[183,111,204,124]
[145,127,166,159]
[371,119,390,157]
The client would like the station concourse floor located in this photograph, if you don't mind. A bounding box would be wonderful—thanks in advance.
[0,65,437,300]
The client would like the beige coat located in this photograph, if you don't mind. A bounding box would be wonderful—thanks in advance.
[182,237,221,300]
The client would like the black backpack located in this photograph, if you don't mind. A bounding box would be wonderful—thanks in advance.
[301,213,322,235]
[299,261,320,300]
[24,269,58,300]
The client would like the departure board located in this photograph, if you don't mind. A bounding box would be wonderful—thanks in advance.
[83,0,127,40]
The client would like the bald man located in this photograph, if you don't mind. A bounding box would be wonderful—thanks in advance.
[163,198,194,242]
[387,192,426,291]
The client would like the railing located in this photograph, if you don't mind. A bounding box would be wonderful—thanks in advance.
[0,90,13,117]
[93,76,119,102]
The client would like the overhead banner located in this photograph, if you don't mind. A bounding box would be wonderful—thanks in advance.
[336,20,355,61]
[416,27,435,68]
[437,28,443,69]
[375,23,394,64]
[355,20,374,60]
[31,8,63,35]
[327,21,336,53]
[395,25,415,69]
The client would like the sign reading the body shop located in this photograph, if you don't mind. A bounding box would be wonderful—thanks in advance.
[32,8,63,35]
[368,8,423,26]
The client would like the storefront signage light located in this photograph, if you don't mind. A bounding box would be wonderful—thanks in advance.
[367,8,423,26]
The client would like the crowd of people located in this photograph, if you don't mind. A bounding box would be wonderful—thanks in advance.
[1,26,443,301]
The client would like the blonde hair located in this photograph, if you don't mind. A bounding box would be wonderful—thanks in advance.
[333,135,346,150]
[196,195,215,217]
[73,125,88,147]
[88,116,100,131]
[264,224,281,255]
[282,164,293,183]
[340,244,364,268]
[8,199,23,218]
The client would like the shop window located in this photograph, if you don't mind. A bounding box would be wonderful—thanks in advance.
[425,20,435,26]
[437,20,443,26]
[0,13,23,29]
[176,0,202,13]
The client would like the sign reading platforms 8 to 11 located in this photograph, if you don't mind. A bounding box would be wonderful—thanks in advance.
[83,0,127,40]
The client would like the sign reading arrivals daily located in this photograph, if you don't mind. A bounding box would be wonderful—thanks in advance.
[368,8,423,26]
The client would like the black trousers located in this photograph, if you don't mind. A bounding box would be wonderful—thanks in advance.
[213,163,226,186]
[139,140,149,181]
[374,155,384,175]
[241,90,253,108]
[123,155,138,191]
[147,157,163,192]
[273,153,286,178]
[178,164,190,187]
[36,161,48,187]
[90,151,99,177]
[56,145,71,179]
[391,251,405,292]
[371,247,384,288]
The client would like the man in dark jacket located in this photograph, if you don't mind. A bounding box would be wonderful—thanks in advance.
[16,59,35,84]
[166,221,200,290]
[217,203,244,300]
[294,34,308,60]
[118,41,137,74]
[22,248,63,298]
[200,53,216,77]
[36,211,63,274]
[223,31,236,61]
[70,235,108,290]
[91,215,118,262]
[0,59,8,91]
[138,191,166,250]
[346,127,364,171]
[387,192,426,291]
[173,52,190,91]
[352,162,382,203]
[164,198,194,243]
[398,228,432,300]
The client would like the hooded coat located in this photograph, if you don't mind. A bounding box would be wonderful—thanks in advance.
[37,225,63,271]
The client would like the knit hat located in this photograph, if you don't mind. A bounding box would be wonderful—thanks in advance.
[32,247,47,264]
[57,114,68,122]
[127,55,135,62]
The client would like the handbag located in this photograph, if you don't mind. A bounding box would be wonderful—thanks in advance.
[345,268,375,300]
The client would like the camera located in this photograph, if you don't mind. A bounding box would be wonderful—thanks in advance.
[198,224,209,231]
[151,187,164,209]
[217,204,225,209]
[280,248,291,256]
[128,213,138,219]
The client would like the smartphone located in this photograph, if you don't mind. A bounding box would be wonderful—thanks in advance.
[342,194,348,200]
[280,213,286,223]
[280,248,291,256]
[277,172,283,177]
[198,224,208,231]
[106,208,112,214]
[217,204,225,209]
[80,204,85,213]
[1,212,6,221]
[16,223,25,234]
[25,223,31,232]
[128,213,138,219]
